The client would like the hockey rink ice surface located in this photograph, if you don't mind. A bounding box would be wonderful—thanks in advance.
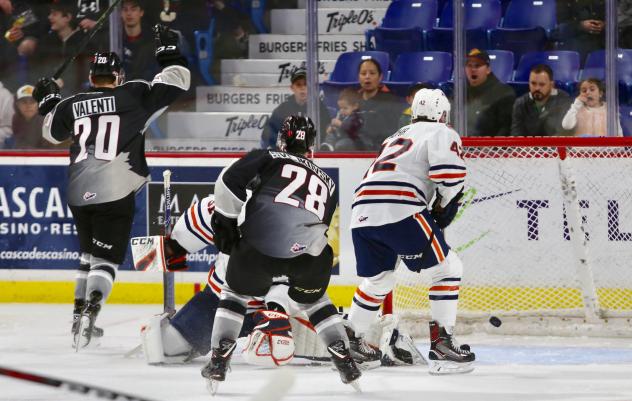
[1,304,632,401]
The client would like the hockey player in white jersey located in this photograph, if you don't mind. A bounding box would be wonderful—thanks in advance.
[346,88,475,375]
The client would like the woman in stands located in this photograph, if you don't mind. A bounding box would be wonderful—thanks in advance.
[561,78,622,137]
[356,58,404,149]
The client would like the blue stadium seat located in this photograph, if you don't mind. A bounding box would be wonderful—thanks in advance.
[385,51,453,96]
[487,50,514,82]
[501,0,556,32]
[489,27,547,67]
[438,0,501,29]
[194,19,217,85]
[425,27,490,52]
[367,0,438,60]
[580,49,632,104]
[512,51,580,94]
[620,106,632,136]
[321,51,391,109]
[514,51,580,83]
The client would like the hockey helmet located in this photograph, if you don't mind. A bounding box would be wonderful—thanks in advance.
[89,52,124,86]
[276,115,316,154]
[411,88,451,124]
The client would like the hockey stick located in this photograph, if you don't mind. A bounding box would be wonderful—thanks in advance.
[52,0,123,79]
[162,170,176,316]
[0,365,158,401]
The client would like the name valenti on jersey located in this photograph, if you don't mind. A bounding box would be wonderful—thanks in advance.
[72,96,116,119]
[269,151,336,195]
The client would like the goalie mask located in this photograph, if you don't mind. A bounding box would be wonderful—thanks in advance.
[276,115,316,155]
[89,52,125,86]
[411,88,451,124]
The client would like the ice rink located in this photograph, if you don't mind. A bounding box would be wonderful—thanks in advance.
[1,304,632,401]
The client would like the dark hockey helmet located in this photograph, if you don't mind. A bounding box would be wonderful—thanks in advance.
[89,52,124,85]
[276,115,316,154]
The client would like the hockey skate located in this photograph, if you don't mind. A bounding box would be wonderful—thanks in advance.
[201,339,237,395]
[428,321,475,375]
[71,299,104,341]
[345,325,382,370]
[73,292,103,352]
[327,340,362,391]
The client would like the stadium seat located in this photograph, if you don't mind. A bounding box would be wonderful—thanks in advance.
[385,51,453,96]
[489,27,547,67]
[367,0,438,60]
[501,0,557,32]
[321,51,391,109]
[580,49,632,104]
[487,50,514,83]
[620,106,632,136]
[194,19,217,85]
[512,51,579,95]
[425,27,489,52]
[438,0,501,29]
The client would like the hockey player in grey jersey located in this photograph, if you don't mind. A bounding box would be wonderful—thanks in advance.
[32,25,190,350]
[202,116,361,394]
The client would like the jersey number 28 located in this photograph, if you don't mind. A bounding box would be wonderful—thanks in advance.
[275,164,329,220]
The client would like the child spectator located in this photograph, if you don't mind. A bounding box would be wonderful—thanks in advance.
[10,84,45,149]
[324,88,367,151]
[562,78,622,137]
[399,82,431,128]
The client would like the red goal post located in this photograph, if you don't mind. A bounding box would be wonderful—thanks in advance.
[387,137,632,337]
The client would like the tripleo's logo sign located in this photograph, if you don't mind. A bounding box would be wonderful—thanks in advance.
[325,10,376,32]
[224,114,269,137]
[277,62,327,83]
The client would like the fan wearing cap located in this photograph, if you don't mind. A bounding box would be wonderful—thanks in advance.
[261,68,331,149]
[11,84,47,149]
[465,48,515,136]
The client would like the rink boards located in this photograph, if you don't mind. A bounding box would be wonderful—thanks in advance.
[1,153,631,311]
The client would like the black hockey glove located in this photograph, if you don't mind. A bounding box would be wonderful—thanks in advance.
[153,24,188,68]
[32,78,61,115]
[211,212,240,255]
[431,189,464,229]
[164,237,189,271]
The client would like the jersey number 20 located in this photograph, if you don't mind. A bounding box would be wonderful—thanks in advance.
[73,115,121,162]
[275,164,329,220]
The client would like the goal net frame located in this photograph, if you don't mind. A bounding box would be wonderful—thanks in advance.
[385,137,632,337]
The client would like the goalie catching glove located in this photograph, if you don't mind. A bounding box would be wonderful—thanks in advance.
[210,212,239,254]
[130,236,189,272]
[242,310,295,367]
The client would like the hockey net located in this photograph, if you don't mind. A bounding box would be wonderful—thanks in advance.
[390,138,632,337]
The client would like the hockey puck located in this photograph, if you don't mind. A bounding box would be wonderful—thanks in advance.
[489,316,502,327]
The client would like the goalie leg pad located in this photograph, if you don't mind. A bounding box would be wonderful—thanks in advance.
[242,310,295,367]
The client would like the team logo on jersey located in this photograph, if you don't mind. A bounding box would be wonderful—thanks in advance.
[358,215,368,222]
[290,242,306,253]
[83,192,97,201]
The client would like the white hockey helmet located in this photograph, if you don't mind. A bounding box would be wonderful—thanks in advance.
[411,88,451,124]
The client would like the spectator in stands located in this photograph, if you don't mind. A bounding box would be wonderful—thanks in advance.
[465,49,515,136]
[3,0,49,59]
[357,58,404,149]
[0,79,14,148]
[261,68,330,148]
[554,0,605,63]
[121,0,159,81]
[398,82,431,128]
[324,87,367,151]
[562,78,622,137]
[76,0,109,51]
[210,0,255,82]
[10,84,47,149]
[619,0,632,48]
[511,64,573,136]
[32,1,89,95]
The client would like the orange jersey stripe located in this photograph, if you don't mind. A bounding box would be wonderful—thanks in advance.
[428,172,466,179]
[355,288,383,304]
[190,207,214,243]
[414,213,446,262]
[429,285,460,291]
